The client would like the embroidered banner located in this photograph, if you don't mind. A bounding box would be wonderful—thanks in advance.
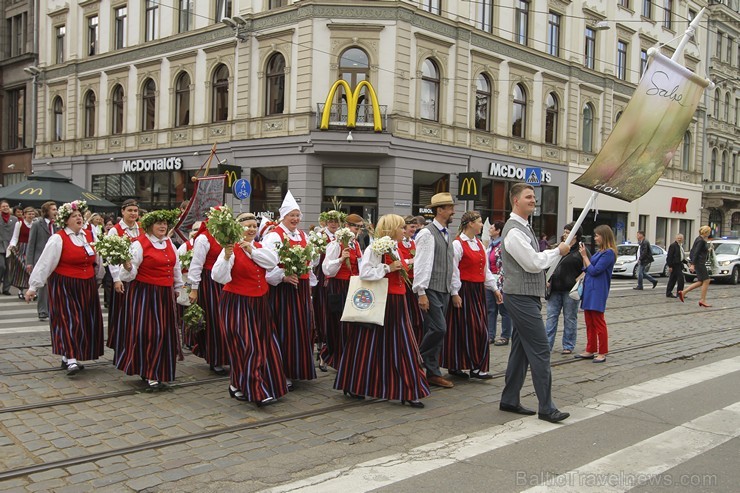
[173,175,225,242]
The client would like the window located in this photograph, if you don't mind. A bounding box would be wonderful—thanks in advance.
[55,26,65,64]
[713,89,720,117]
[174,73,191,127]
[655,217,668,249]
[617,40,628,80]
[708,210,723,237]
[87,15,99,56]
[724,93,730,121]
[512,84,527,138]
[7,13,27,57]
[93,171,196,211]
[84,91,96,138]
[215,0,232,21]
[114,7,127,49]
[324,167,379,221]
[584,27,596,69]
[178,0,192,33]
[266,53,285,116]
[515,1,529,46]
[141,79,156,131]
[478,0,493,33]
[334,48,373,125]
[145,0,158,42]
[475,74,491,131]
[615,111,623,122]
[640,49,648,77]
[420,59,440,121]
[212,64,229,122]
[619,0,630,8]
[413,171,449,218]
[710,148,717,181]
[643,0,652,19]
[688,9,697,22]
[547,12,561,56]
[250,167,288,217]
[716,32,723,58]
[112,85,125,135]
[8,89,25,149]
[722,151,729,182]
[545,93,558,145]
[53,97,64,141]
[682,131,691,171]
[422,0,441,15]
[582,103,594,152]
[727,36,733,63]
[663,0,672,29]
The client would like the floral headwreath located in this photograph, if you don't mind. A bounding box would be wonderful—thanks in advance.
[140,209,181,231]
[319,210,347,224]
[55,200,88,229]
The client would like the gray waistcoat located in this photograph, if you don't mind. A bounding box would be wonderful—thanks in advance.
[500,219,546,297]
[425,223,453,293]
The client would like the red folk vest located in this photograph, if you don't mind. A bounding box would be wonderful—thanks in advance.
[202,231,223,271]
[383,253,409,295]
[334,241,362,280]
[275,227,310,280]
[54,230,96,279]
[396,239,416,280]
[18,221,30,244]
[135,235,176,287]
[113,222,141,238]
[223,242,269,297]
[458,237,486,283]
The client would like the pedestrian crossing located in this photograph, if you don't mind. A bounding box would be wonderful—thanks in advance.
[0,290,107,335]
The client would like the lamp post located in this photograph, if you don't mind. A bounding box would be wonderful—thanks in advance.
[23,66,41,164]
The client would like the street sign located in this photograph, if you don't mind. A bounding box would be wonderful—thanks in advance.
[232,179,251,200]
[525,167,542,186]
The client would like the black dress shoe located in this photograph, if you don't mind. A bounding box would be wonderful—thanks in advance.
[632,287,643,290]
[66,363,82,376]
[538,410,570,423]
[228,387,248,401]
[652,280,658,289]
[401,400,425,408]
[470,371,493,380]
[499,403,536,415]
[256,396,276,407]
[343,390,365,400]
[210,365,228,376]
[666,294,677,298]
[448,369,469,379]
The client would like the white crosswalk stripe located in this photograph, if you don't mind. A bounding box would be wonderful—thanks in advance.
[0,291,107,335]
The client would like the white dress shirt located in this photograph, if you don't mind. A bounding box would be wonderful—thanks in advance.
[322,238,362,278]
[502,212,561,273]
[28,228,104,292]
[211,242,279,285]
[9,220,33,248]
[359,245,393,281]
[187,234,216,289]
[108,220,141,283]
[262,224,318,287]
[450,233,499,296]
[411,219,449,296]
[119,234,183,289]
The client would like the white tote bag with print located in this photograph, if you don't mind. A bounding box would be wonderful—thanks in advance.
[340,276,388,327]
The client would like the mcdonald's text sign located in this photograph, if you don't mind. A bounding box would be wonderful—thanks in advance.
[457,173,482,200]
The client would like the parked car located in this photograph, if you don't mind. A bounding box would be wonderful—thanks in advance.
[684,239,740,285]
[612,243,668,278]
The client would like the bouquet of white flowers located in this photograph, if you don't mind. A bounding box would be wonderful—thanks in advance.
[335,227,356,269]
[371,236,410,286]
[179,249,193,271]
[277,237,314,279]
[206,206,243,247]
[93,234,132,266]
[307,230,328,257]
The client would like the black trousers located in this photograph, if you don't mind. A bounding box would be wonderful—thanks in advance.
[666,264,685,295]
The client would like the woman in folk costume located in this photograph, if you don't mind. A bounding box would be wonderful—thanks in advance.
[25,200,104,376]
[176,221,200,349]
[8,206,36,299]
[441,211,502,380]
[188,218,229,375]
[107,199,141,363]
[212,213,288,406]
[117,209,184,390]
[334,214,430,408]
[314,210,344,372]
[256,216,277,242]
[320,213,363,369]
[397,215,424,344]
[262,191,317,388]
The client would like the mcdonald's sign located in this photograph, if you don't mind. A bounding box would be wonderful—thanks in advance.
[457,172,482,201]
[218,164,241,189]
[82,192,102,200]
[320,80,383,132]
[19,187,44,196]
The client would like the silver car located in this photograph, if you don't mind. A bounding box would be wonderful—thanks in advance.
[612,243,668,278]
[684,239,740,285]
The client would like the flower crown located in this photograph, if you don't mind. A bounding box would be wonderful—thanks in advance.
[140,209,181,231]
[55,200,88,229]
[319,210,347,224]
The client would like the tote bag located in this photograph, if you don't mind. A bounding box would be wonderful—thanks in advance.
[340,276,388,327]
[569,274,585,301]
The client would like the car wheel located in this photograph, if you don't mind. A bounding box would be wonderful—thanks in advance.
[730,267,739,286]
[662,264,669,277]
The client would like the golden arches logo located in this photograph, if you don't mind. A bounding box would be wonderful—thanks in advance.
[223,170,238,188]
[20,188,44,196]
[82,192,101,200]
[320,80,382,132]
[460,177,477,196]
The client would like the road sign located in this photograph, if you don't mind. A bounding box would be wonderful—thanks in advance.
[232,179,251,200]
[525,167,542,186]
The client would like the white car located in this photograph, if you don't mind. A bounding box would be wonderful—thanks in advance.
[612,243,668,278]
[684,239,740,285]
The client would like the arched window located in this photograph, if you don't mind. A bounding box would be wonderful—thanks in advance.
[265,53,285,116]
[512,83,526,138]
[141,78,156,131]
[475,74,491,131]
[174,72,190,127]
[421,59,440,121]
[545,92,558,145]
[336,47,370,122]
[711,148,718,181]
[722,151,729,182]
[682,131,691,171]
[111,85,124,135]
[724,93,730,122]
[615,110,623,123]
[212,64,229,122]
[708,209,723,237]
[582,103,594,152]
[713,89,720,117]
[53,97,64,141]
[732,212,740,234]
[84,91,96,138]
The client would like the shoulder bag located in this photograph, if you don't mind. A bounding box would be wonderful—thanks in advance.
[340,276,389,327]
[568,273,585,301]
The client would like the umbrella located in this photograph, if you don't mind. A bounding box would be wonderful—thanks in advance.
[0,171,118,210]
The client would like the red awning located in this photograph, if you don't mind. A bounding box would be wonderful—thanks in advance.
[670,197,688,213]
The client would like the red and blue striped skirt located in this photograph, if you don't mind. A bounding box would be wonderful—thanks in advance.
[404,286,424,344]
[191,270,228,367]
[269,279,316,380]
[8,243,29,290]
[220,291,288,402]
[115,280,180,382]
[312,263,328,347]
[106,283,128,360]
[334,294,430,401]
[441,281,490,372]
[47,272,104,361]
[320,277,350,368]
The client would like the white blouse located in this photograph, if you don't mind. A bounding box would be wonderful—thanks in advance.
[9,220,34,248]
[450,233,498,296]
[119,234,183,289]
[27,228,104,292]
[322,239,362,278]
[211,241,279,285]
[187,234,213,289]
[359,245,394,281]
[108,220,141,283]
[262,223,318,287]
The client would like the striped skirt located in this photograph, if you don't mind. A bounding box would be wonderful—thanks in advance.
[319,277,350,368]
[269,279,316,380]
[106,283,128,360]
[191,270,228,367]
[47,273,104,361]
[334,294,430,401]
[115,280,180,382]
[312,265,328,347]
[441,281,490,372]
[220,292,288,402]
[8,243,29,290]
[404,286,424,345]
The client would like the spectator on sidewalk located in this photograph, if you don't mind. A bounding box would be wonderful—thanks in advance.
[665,234,686,298]
[634,230,657,290]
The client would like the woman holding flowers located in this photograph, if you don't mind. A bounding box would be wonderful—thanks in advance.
[397,215,423,344]
[212,213,287,406]
[312,210,342,372]
[117,210,183,389]
[25,201,104,376]
[320,213,363,369]
[334,214,430,408]
[441,211,501,380]
[8,206,36,299]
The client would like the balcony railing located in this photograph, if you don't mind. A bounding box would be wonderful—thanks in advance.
[315,103,388,131]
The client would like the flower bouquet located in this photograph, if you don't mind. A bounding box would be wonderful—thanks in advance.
[206,206,243,247]
[334,227,356,269]
[179,249,193,271]
[308,230,328,257]
[371,236,411,287]
[93,234,132,266]
[183,303,205,333]
[278,237,314,281]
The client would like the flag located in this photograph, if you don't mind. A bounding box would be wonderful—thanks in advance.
[573,51,709,202]
[173,175,225,242]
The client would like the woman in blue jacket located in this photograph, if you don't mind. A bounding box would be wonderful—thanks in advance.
[574,225,617,364]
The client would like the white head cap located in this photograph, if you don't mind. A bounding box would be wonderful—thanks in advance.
[279,190,301,221]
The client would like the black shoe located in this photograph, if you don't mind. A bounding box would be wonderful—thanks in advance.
[256,396,276,408]
[228,387,248,401]
[652,280,658,289]
[210,365,228,376]
[499,403,536,415]
[2,291,11,296]
[343,390,365,400]
[666,294,677,298]
[448,369,470,379]
[39,315,48,321]
[632,287,643,290]
[66,363,81,376]
[318,360,328,372]
[470,371,493,380]
[538,410,570,423]
[401,400,425,408]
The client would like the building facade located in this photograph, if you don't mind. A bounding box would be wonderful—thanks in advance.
[24,0,714,246]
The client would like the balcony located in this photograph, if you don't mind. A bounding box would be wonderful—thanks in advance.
[703,181,740,195]
[315,103,388,132]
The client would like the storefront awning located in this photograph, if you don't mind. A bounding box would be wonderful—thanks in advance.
[0,171,118,210]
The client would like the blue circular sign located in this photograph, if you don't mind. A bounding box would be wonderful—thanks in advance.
[232,179,251,200]
[352,288,375,311]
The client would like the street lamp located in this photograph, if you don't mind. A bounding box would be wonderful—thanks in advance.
[23,66,42,161]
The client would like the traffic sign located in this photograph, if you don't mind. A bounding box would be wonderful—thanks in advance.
[525,167,542,186]
[232,179,251,200]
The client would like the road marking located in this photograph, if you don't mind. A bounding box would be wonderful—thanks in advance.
[524,402,740,492]
[262,356,740,493]
[0,326,49,334]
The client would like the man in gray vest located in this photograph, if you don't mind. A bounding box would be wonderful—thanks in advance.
[499,183,572,423]
[413,192,455,389]
[25,201,57,320]
[0,200,19,295]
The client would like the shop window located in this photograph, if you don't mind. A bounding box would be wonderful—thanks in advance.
[475,74,491,131]
[545,92,558,145]
[638,215,648,237]
[111,85,125,135]
[708,209,723,238]
[655,217,668,248]
[475,179,510,225]
[84,90,96,138]
[265,53,285,116]
[92,170,196,211]
[530,185,559,245]
[573,208,629,245]
[413,170,449,219]
[250,167,289,218]
[323,167,379,222]
[174,72,191,127]
[679,219,693,244]
[731,212,740,237]
[420,59,440,121]
[212,64,229,122]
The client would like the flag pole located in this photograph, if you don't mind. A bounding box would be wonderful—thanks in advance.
[671,8,705,62]
[546,191,597,280]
